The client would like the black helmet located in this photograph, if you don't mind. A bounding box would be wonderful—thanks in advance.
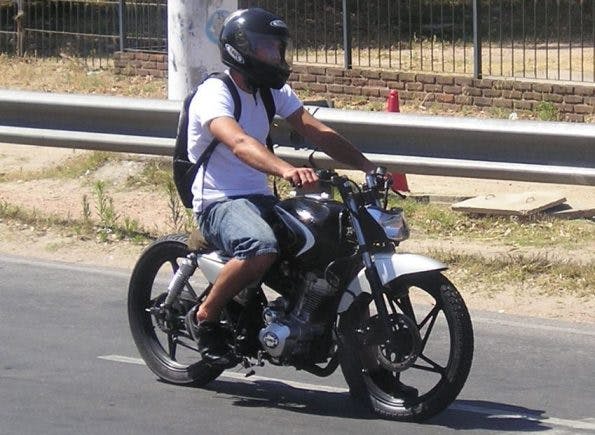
[219,8,293,90]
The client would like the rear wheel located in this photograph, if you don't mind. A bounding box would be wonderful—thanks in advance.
[339,272,474,421]
[127,235,224,386]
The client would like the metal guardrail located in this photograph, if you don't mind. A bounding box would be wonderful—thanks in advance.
[0,89,594,186]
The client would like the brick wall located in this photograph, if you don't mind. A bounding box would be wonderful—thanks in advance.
[291,65,594,122]
[114,51,168,78]
[114,51,594,122]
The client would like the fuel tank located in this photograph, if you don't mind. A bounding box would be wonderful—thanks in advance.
[273,195,351,268]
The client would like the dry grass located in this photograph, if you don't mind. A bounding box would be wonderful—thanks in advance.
[0,54,166,97]
[434,250,595,298]
[406,202,593,250]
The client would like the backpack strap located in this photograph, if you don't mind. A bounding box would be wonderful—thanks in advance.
[260,87,276,125]
[259,86,276,153]
[219,73,242,120]
[184,73,242,199]
[259,86,279,196]
[197,73,241,166]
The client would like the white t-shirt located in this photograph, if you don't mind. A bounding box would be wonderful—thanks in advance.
[187,71,302,212]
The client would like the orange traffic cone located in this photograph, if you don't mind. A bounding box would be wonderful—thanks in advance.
[385,90,409,193]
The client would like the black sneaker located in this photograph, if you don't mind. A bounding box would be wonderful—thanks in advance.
[184,306,236,367]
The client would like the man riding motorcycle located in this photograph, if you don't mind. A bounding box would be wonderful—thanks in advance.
[184,7,376,365]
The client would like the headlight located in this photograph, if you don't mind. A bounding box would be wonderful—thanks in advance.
[366,206,410,242]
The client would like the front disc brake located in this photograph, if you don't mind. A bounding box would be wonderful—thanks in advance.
[359,313,422,372]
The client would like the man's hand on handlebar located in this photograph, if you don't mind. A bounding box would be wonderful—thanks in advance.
[282,167,319,188]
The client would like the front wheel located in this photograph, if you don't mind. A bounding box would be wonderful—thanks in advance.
[338,272,474,421]
[127,234,224,386]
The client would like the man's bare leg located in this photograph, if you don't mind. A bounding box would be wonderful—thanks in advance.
[196,253,277,322]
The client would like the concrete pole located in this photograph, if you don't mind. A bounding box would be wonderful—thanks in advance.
[168,0,238,100]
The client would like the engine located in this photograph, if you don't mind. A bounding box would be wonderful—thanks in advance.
[258,272,336,364]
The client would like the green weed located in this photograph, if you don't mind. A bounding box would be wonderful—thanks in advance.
[165,179,194,233]
[94,180,119,231]
[126,158,171,188]
[535,101,559,121]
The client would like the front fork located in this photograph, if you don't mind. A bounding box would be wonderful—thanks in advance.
[346,202,397,340]
[362,253,398,339]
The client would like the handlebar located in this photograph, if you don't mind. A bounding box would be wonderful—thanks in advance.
[313,167,392,210]
[315,167,390,187]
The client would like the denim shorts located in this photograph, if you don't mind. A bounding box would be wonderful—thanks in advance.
[196,195,279,260]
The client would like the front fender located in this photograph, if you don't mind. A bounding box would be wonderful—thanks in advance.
[337,252,447,313]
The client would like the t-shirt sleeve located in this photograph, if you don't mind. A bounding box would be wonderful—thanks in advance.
[272,84,303,119]
[189,78,236,130]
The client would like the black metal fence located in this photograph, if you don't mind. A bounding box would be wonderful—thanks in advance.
[0,0,19,54]
[0,0,593,82]
[0,0,165,67]
[241,0,594,83]
[0,0,121,67]
[119,0,166,52]
[479,0,595,82]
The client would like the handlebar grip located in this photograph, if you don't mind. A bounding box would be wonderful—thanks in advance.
[315,169,337,181]
[371,166,388,176]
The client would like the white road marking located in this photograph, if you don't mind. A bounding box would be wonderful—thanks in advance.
[97,354,348,393]
[99,354,595,431]
[98,354,146,365]
[220,370,349,393]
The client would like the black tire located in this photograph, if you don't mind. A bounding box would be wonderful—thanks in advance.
[127,234,224,386]
[338,272,474,421]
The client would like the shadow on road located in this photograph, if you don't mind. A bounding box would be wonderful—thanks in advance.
[201,378,374,420]
[197,378,551,431]
[428,400,551,431]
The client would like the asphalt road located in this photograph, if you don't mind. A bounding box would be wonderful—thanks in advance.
[1,254,594,435]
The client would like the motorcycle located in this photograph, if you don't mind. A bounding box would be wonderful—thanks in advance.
[127,167,474,421]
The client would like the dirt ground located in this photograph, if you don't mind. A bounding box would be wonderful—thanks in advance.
[1,144,594,323]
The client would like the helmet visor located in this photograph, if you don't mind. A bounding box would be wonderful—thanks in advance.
[246,31,293,70]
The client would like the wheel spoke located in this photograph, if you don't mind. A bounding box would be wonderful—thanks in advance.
[395,296,417,324]
[167,333,177,360]
[183,281,198,300]
[418,305,440,350]
[168,258,179,273]
[173,337,200,353]
[418,304,440,329]
[412,353,446,375]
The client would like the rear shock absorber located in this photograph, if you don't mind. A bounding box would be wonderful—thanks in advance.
[164,253,197,307]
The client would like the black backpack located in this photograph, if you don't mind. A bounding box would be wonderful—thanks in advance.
[172,72,276,209]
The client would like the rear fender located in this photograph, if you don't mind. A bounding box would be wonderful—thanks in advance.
[337,252,447,313]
